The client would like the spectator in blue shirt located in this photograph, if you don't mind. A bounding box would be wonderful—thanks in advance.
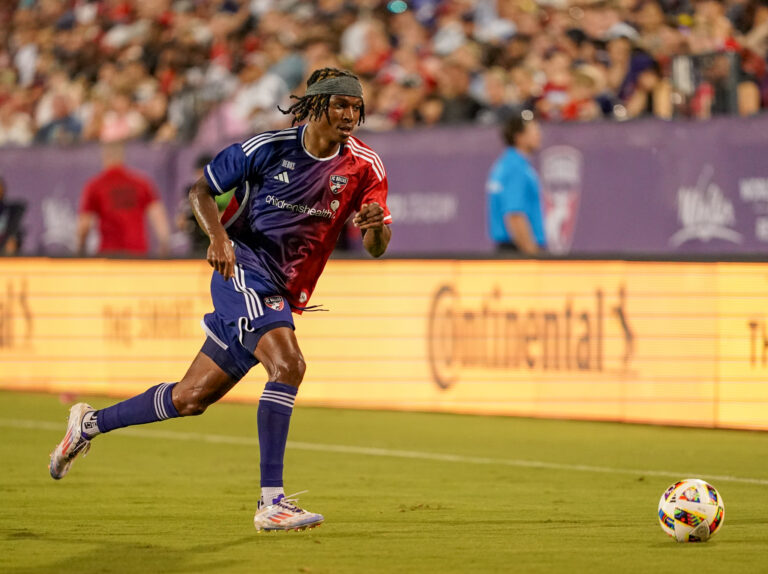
[35,93,82,145]
[486,114,545,254]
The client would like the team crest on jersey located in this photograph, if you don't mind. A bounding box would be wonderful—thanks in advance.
[264,296,285,311]
[329,175,348,194]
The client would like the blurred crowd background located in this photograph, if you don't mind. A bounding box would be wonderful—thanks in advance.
[1,0,767,148]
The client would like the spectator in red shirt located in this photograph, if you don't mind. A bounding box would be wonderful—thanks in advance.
[77,143,170,257]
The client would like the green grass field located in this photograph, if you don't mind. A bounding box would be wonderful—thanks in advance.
[1,390,767,573]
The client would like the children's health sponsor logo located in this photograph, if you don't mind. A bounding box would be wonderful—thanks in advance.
[265,195,333,219]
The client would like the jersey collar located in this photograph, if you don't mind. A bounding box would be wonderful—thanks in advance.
[300,125,341,162]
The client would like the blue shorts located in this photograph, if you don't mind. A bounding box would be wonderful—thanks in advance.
[200,265,294,381]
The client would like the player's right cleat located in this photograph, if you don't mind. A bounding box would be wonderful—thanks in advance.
[253,492,324,532]
[48,402,94,480]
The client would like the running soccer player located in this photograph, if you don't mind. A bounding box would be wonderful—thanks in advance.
[48,68,392,532]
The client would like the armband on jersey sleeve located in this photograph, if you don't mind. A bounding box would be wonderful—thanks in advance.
[204,144,247,195]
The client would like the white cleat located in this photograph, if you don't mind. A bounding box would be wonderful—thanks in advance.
[48,403,94,480]
[253,492,324,532]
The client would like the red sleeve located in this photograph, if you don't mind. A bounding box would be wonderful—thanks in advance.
[138,176,159,209]
[356,169,392,225]
[80,180,99,214]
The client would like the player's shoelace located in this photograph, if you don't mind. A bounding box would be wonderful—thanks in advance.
[69,439,91,459]
[272,490,310,513]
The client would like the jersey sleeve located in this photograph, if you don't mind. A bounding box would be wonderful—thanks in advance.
[80,181,99,214]
[138,177,159,209]
[499,168,528,214]
[356,169,392,225]
[204,143,248,195]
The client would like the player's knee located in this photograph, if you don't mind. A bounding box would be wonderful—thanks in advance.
[271,356,306,387]
[174,388,212,416]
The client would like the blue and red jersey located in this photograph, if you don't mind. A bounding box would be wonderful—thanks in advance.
[204,125,392,311]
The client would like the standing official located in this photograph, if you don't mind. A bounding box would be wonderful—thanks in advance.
[486,114,546,254]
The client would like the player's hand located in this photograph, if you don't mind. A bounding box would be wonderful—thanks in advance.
[353,202,385,231]
[208,235,236,281]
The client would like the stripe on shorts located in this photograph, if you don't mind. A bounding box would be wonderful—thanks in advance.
[232,265,263,320]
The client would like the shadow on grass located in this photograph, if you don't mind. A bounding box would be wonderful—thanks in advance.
[9,535,257,574]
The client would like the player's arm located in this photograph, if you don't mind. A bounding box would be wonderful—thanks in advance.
[353,202,391,258]
[76,212,95,255]
[189,176,235,280]
[147,201,171,257]
[504,213,539,254]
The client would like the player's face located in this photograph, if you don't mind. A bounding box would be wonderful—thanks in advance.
[322,95,362,142]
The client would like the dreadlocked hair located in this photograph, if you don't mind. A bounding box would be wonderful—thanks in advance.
[278,68,365,126]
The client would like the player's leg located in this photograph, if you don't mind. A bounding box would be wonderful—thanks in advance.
[251,326,323,531]
[50,264,262,480]
[93,350,238,432]
[253,326,305,504]
[49,350,236,480]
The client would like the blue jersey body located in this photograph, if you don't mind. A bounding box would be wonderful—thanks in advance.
[204,125,391,309]
[486,148,546,247]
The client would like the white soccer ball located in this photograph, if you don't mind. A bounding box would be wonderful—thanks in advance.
[658,479,725,542]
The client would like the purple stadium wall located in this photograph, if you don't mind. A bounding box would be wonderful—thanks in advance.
[2,116,768,256]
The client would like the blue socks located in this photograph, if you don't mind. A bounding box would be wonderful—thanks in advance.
[85,380,297,496]
[94,383,180,436]
[258,382,297,488]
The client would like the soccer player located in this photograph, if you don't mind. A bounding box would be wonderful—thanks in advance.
[49,68,392,532]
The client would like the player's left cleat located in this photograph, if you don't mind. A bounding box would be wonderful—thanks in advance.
[253,492,324,532]
[48,402,94,480]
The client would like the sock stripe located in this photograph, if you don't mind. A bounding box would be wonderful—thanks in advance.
[154,385,163,419]
[154,383,171,420]
[260,394,294,405]
[261,390,297,402]
[162,384,172,419]
[261,391,296,404]
[161,383,171,419]
[260,396,295,409]
[96,382,180,434]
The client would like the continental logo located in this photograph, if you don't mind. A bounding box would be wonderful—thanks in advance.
[426,285,634,390]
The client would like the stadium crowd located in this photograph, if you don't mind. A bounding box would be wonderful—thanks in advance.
[1,0,767,147]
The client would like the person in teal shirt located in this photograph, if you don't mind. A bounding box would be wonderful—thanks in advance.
[486,114,546,254]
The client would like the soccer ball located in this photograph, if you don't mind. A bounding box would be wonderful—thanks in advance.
[658,479,725,542]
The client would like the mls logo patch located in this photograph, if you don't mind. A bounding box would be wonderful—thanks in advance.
[264,296,285,311]
[329,175,348,194]
[540,146,583,256]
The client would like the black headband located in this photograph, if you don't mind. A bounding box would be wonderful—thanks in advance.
[304,76,363,99]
